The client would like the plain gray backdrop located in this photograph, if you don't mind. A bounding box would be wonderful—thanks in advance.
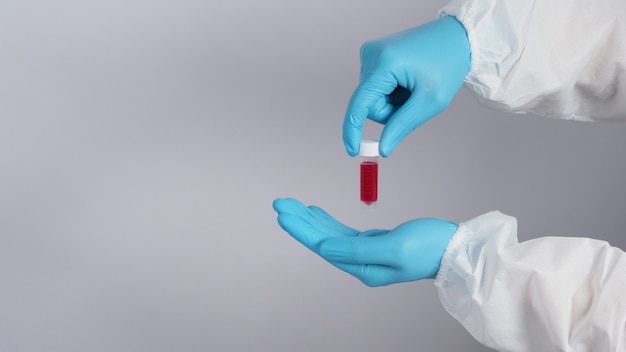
[1,1,625,351]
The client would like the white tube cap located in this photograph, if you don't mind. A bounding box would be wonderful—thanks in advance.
[359,139,379,157]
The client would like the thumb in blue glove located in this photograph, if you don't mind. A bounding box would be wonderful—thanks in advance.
[272,198,458,286]
[343,16,471,157]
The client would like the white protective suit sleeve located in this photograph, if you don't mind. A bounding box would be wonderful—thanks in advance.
[434,211,626,352]
[439,0,626,121]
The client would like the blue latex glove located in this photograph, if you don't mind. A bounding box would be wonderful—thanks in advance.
[343,16,471,157]
[272,198,458,286]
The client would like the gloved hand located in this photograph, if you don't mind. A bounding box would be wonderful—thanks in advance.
[343,16,471,157]
[272,198,458,286]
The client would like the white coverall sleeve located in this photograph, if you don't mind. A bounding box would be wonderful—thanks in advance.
[439,0,626,122]
[434,211,626,352]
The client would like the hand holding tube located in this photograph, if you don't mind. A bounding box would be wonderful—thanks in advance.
[272,198,458,286]
[343,16,471,157]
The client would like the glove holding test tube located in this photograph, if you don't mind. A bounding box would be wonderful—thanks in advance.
[343,16,470,158]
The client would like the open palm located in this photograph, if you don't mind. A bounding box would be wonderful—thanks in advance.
[273,198,458,286]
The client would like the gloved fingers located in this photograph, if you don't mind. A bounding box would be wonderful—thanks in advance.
[379,93,436,157]
[367,95,395,124]
[307,205,360,237]
[327,261,399,287]
[368,86,412,124]
[272,198,358,237]
[343,72,398,156]
[319,236,398,267]
[274,198,363,253]
[275,212,330,254]
[273,198,333,252]
[272,197,310,217]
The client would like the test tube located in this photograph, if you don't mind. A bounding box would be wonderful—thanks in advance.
[359,139,379,207]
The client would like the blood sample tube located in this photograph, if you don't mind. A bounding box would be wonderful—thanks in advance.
[359,139,379,207]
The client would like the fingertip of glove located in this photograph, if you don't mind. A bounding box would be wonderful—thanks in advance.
[378,143,394,158]
[343,138,359,157]
[272,198,288,212]
[272,197,301,213]
[342,123,362,157]
[272,198,281,211]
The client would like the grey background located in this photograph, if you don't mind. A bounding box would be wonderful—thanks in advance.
[1,1,625,351]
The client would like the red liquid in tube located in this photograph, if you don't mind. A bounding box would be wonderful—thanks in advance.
[359,139,379,207]
[360,161,378,205]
